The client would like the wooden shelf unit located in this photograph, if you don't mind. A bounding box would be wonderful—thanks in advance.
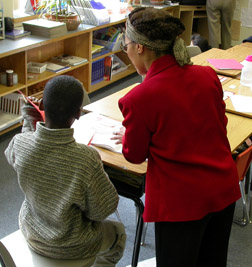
[179,5,208,45]
[0,18,134,135]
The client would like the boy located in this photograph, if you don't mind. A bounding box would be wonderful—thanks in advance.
[4,75,126,266]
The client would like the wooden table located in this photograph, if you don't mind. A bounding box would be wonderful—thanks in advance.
[191,45,252,77]
[84,83,252,153]
[223,78,252,119]
[218,75,232,85]
[240,42,252,48]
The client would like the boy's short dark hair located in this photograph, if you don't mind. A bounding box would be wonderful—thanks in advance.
[43,75,84,123]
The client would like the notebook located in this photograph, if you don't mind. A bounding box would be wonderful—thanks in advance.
[207,59,243,70]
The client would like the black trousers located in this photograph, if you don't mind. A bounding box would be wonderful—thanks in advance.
[155,202,236,267]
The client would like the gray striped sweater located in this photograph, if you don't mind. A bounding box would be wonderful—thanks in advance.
[4,105,119,259]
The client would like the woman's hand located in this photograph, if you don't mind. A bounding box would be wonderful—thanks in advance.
[111,126,125,144]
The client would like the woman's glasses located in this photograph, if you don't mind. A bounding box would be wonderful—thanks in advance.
[120,34,134,53]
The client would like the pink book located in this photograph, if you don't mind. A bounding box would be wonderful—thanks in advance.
[207,59,243,70]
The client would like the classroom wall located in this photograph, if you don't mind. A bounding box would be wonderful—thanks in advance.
[2,0,14,17]
[232,0,252,45]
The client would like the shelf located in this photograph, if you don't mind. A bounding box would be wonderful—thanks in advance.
[0,111,23,132]
[193,11,207,18]
[92,50,121,62]
[27,62,89,87]
[0,121,22,135]
[91,68,136,93]
[0,84,26,97]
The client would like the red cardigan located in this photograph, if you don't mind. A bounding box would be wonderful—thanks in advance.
[119,55,241,222]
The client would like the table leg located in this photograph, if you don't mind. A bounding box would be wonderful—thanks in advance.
[131,197,144,267]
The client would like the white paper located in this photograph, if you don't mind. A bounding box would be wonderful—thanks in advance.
[230,95,252,113]
[72,112,123,153]
[229,84,237,89]
[72,114,95,145]
[223,90,235,101]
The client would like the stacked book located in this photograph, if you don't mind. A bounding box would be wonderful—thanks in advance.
[45,62,70,73]
[22,19,67,38]
[5,28,31,40]
[51,55,88,66]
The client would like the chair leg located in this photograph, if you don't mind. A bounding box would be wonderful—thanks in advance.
[233,179,250,226]
[248,164,252,223]
[141,222,148,246]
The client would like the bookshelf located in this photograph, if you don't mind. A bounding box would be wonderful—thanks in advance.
[0,5,208,135]
[0,18,135,134]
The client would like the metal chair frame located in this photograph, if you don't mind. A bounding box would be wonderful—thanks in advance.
[233,146,252,226]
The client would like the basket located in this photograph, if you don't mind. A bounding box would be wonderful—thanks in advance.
[0,93,23,132]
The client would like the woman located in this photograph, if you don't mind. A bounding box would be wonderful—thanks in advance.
[114,7,241,267]
[206,0,236,49]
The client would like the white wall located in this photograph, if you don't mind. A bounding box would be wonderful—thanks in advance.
[2,0,14,17]
[232,0,252,45]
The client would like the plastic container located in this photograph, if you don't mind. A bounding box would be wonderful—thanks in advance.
[6,70,14,87]
[240,55,252,87]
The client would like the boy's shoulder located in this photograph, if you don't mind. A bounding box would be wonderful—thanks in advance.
[74,142,102,161]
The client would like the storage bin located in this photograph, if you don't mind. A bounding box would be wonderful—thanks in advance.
[91,58,105,84]
[0,93,23,132]
[28,62,47,74]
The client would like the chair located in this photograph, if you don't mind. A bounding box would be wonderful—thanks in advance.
[186,45,202,58]
[0,230,96,267]
[233,145,252,226]
[0,241,16,267]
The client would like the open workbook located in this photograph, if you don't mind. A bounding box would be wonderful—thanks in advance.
[72,112,123,153]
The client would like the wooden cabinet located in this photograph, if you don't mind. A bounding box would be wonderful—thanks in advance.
[178,5,208,45]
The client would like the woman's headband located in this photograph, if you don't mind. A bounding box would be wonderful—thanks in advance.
[126,19,172,51]
[125,19,192,66]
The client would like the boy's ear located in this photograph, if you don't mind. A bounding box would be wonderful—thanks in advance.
[74,109,81,120]
[39,99,44,111]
